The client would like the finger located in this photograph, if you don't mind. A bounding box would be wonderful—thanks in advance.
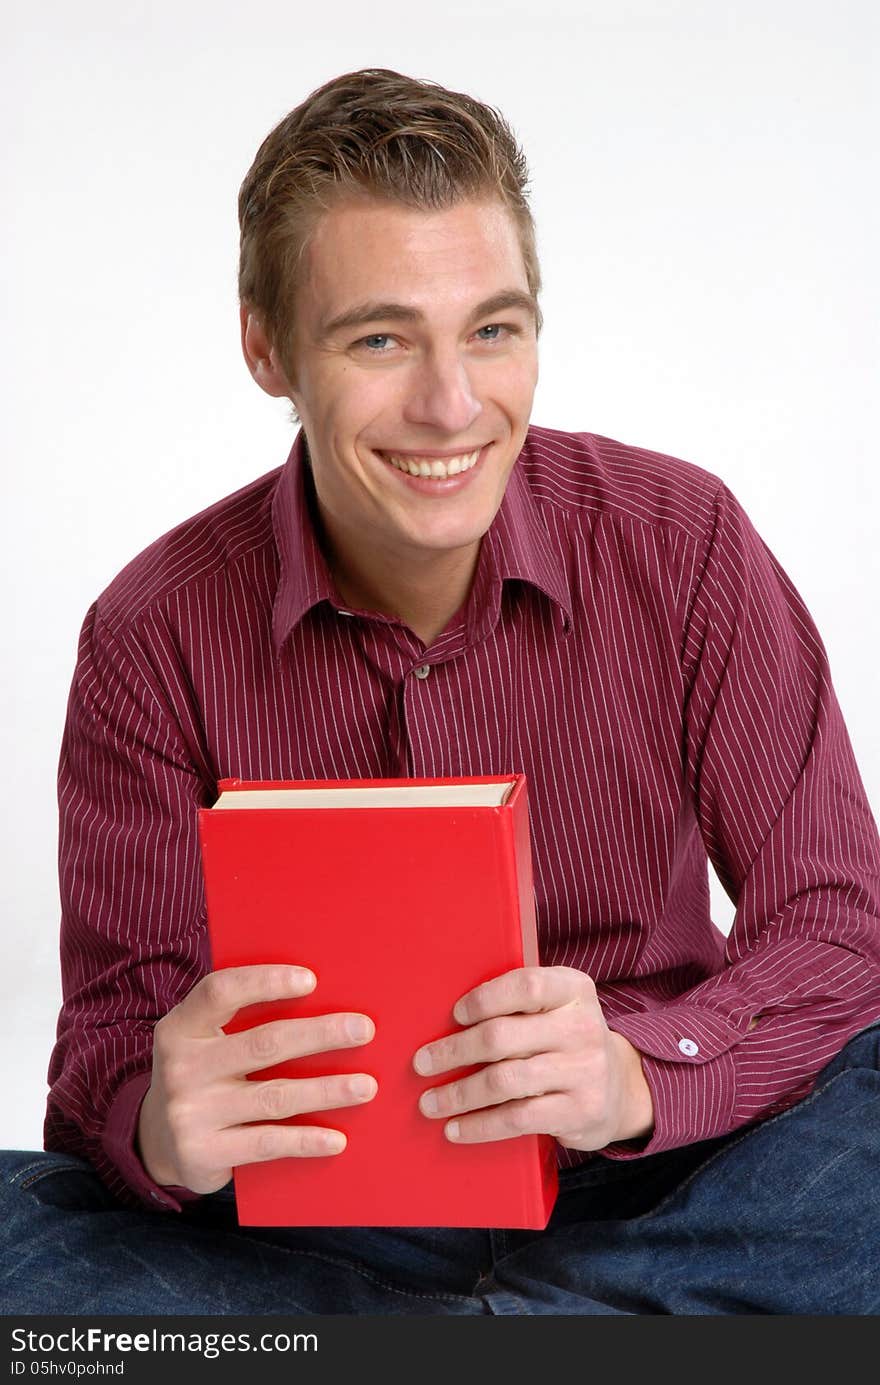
[164,1119,350,1194]
[171,965,319,1037]
[217,1072,379,1129]
[414,1009,575,1078]
[214,1121,352,1169]
[452,966,594,1027]
[418,1053,566,1121]
[441,1092,570,1145]
[213,1011,376,1081]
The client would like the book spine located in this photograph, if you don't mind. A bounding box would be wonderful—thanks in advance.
[497,795,555,1226]
[509,781,539,969]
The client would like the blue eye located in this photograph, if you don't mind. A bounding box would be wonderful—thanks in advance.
[475,324,503,341]
[361,334,392,350]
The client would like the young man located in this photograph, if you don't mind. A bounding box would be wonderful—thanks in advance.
[2,69,879,1315]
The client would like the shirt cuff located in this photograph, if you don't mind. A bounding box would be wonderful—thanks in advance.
[604,1006,742,1157]
[102,1070,201,1212]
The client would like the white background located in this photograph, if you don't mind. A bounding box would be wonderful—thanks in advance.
[2,0,877,1149]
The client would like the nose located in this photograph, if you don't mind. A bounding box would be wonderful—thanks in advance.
[401,348,483,435]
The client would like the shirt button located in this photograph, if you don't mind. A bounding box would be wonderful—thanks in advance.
[678,1038,700,1057]
[413,664,431,679]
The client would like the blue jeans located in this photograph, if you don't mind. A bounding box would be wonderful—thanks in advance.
[2,1023,878,1315]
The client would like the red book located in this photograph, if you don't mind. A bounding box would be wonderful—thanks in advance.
[198,774,559,1228]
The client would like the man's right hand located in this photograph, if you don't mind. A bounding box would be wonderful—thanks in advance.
[137,964,377,1193]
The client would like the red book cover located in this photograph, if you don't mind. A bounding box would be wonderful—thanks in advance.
[197,773,559,1228]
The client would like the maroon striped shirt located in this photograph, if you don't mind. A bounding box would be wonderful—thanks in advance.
[46,425,880,1210]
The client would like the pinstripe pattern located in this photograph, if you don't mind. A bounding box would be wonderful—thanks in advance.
[46,425,880,1206]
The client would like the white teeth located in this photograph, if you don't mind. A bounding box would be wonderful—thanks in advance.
[383,450,481,479]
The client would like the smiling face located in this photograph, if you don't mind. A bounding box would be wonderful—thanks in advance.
[258,196,539,600]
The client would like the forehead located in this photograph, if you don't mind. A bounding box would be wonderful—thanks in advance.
[300,197,530,314]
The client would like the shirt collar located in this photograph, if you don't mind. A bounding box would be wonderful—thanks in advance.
[271,428,573,652]
[270,432,336,649]
[481,438,573,635]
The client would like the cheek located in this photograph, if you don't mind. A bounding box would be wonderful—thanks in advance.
[496,384,531,430]
[477,354,538,409]
[309,379,377,442]
[515,350,540,393]
[350,379,414,443]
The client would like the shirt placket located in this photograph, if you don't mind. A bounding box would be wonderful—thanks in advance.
[346,606,472,780]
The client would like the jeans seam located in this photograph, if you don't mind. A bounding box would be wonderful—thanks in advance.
[9,1159,91,1192]
[251,1245,480,1306]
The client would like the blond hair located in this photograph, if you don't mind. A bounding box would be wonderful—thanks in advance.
[238,68,541,369]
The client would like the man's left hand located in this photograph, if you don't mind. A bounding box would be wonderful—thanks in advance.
[412,966,654,1151]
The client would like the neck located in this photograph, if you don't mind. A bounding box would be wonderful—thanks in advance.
[330,539,479,648]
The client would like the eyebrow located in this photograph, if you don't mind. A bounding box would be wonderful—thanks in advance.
[317,289,538,340]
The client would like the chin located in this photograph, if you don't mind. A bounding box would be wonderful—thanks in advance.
[408,525,489,556]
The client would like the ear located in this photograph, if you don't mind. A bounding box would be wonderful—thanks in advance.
[239,305,293,398]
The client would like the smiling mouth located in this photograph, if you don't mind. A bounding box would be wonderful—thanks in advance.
[377,449,482,479]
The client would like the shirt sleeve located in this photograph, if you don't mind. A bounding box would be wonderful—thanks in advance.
[44,600,210,1210]
[607,481,880,1155]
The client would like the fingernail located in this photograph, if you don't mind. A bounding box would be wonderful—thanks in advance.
[420,1089,439,1115]
[346,1015,372,1042]
[446,1121,461,1140]
[350,1075,375,1100]
[413,1047,433,1075]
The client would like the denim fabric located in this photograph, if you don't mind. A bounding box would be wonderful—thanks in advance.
[2,1022,878,1315]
